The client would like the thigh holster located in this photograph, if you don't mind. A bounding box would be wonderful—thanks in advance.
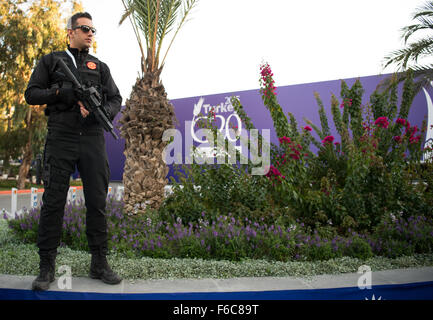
[42,155,70,192]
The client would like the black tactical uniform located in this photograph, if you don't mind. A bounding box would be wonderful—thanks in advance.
[25,45,122,288]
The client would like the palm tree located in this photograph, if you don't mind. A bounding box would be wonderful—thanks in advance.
[382,0,433,92]
[119,0,198,214]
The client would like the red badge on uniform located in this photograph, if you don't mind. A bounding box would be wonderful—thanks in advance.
[86,61,97,70]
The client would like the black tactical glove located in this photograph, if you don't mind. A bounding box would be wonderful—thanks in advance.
[56,88,79,110]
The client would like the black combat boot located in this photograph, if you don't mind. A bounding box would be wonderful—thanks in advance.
[32,250,56,291]
[89,249,122,285]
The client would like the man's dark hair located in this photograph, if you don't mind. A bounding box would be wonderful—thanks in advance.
[67,12,92,29]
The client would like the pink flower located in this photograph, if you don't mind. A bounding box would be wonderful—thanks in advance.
[374,116,389,129]
[363,123,371,132]
[265,165,284,182]
[393,136,402,144]
[279,136,291,144]
[404,125,418,140]
[260,62,277,97]
[396,118,406,126]
[409,135,421,144]
[409,125,418,137]
[303,126,312,132]
[340,98,352,108]
[322,135,335,144]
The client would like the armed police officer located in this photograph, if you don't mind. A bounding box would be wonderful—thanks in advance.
[25,12,122,291]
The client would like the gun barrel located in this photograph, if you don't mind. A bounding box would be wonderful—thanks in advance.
[95,108,119,140]
[110,130,119,140]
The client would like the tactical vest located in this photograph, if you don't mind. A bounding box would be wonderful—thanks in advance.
[49,50,102,92]
[45,50,105,121]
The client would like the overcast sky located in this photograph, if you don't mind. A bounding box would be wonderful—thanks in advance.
[80,0,428,102]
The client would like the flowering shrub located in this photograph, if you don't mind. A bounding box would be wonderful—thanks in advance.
[233,64,431,233]
[370,214,433,257]
[259,62,291,139]
[7,198,432,261]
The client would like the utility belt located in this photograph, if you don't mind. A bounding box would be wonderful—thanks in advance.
[50,82,74,89]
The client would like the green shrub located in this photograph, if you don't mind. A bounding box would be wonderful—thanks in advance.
[160,163,279,225]
[344,237,374,260]
[7,209,39,243]
[379,239,415,258]
[6,197,433,262]
[304,242,339,261]
[371,214,433,257]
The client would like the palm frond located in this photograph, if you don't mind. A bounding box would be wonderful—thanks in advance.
[132,0,157,48]
[383,37,433,70]
[119,4,133,26]
[406,37,433,62]
[412,1,433,20]
[402,19,433,43]
[385,1,433,74]
[120,0,198,73]
[383,46,419,71]
[410,63,433,73]
[157,0,181,41]
[401,1,433,43]
[155,0,181,67]
[161,0,198,66]
[120,0,146,73]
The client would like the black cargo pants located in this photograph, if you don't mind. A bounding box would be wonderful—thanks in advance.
[37,129,110,255]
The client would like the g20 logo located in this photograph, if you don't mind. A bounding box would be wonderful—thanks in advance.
[190,97,243,145]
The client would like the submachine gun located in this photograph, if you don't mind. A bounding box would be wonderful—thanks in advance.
[56,58,119,140]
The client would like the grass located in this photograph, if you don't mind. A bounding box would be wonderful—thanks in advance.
[0,180,43,191]
[0,179,82,191]
[1,219,433,280]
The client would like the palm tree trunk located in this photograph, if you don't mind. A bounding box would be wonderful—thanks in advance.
[119,69,177,214]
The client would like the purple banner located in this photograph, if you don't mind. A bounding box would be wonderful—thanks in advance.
[105,73,433,181]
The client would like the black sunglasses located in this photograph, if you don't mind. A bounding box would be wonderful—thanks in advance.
[73,25,96,34]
